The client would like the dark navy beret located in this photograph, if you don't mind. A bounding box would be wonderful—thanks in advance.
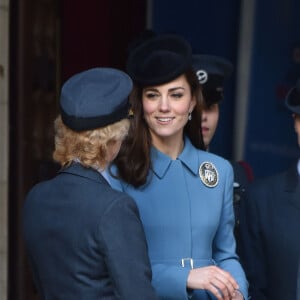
[192,54,233,105]
[126,34,192,86]
[192,54,233,88]
[60,67,132,131]
[285,78,300,114]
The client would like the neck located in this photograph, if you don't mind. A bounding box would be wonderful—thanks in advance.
[152,135,185,159]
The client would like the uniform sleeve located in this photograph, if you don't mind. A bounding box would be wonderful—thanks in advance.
[239,182,268,300]
[99,194,159,300]
[213,161,249,299]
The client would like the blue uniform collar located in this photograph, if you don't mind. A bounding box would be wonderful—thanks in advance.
[150,137,200,179]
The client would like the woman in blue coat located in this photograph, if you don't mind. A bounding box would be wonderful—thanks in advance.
[109,34,248,300]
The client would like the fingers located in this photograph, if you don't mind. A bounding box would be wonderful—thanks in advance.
[187,266,239,300]
[213,269,239,297]
[231,290,244,300]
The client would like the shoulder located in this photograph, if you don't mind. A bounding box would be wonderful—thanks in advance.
[101,190,140,218]
[245,169,288,207]
[249,169,286,191]
[89,180,138,214]
[24,178,55,202]
[184,137,232,170]
[25,172,138,215]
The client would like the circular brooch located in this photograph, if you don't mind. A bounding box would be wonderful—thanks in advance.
[199,162,219,188]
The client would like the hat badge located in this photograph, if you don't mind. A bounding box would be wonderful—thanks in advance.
[199,162,219,187]
[196,69,208,84]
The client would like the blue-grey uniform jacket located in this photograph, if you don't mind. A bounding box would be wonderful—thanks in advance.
[109,137,248,300]
[23,163,159,300]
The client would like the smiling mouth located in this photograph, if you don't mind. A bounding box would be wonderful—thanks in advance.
[156,117,174,123]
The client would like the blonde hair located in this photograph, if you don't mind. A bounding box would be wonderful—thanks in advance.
[53,116,129,170]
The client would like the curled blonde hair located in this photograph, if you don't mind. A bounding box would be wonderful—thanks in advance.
[53,116,129,170]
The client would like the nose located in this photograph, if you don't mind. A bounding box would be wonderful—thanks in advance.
[201,110,208,121]
[158,95,170,112]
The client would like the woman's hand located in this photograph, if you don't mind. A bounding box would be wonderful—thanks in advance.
[187,266,240,300]
[231,290,244,300]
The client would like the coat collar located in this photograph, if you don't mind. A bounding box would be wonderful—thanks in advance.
[150,137,200,179]
[58,162,110,186]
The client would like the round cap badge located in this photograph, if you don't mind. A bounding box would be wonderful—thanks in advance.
[199,162,219,187]
[196,69,208,84]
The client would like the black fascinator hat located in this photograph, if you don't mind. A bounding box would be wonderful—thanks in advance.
[126,34,192,86]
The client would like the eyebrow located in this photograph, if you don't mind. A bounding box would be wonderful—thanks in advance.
[169,87,185,92]
[144,87,185,92]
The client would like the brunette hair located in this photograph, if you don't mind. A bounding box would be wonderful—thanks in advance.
[112,68,205,187]
[53,116,129,170]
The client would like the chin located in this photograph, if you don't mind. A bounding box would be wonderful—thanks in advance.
[202,136,209,147]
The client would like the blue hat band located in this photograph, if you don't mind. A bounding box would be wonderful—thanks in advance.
[60,102,130,132]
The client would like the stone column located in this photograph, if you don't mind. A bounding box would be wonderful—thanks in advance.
[0,0,9,299]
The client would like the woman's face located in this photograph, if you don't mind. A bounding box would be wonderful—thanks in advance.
[201,103,219,149]
[142,74,196,145]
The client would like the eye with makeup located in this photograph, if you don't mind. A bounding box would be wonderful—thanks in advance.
[144,91,159,100]
[170,92,184,99]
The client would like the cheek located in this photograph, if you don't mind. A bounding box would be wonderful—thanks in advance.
[174,102,192,115]
[211,108,220,126]
[142,100,156,116]
[206,112,219,126]
[214,113,220,126]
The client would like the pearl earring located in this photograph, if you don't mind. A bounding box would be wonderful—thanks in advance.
[188,112,192,121]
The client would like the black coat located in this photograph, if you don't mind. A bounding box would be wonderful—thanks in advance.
[239,163,300,300]
[23,163,158,300]
[230,161,253,256]
[298,259,300,300]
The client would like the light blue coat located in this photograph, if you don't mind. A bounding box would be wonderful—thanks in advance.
[109,137,248,300]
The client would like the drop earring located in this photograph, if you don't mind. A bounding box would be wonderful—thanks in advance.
[188,112,192,121]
